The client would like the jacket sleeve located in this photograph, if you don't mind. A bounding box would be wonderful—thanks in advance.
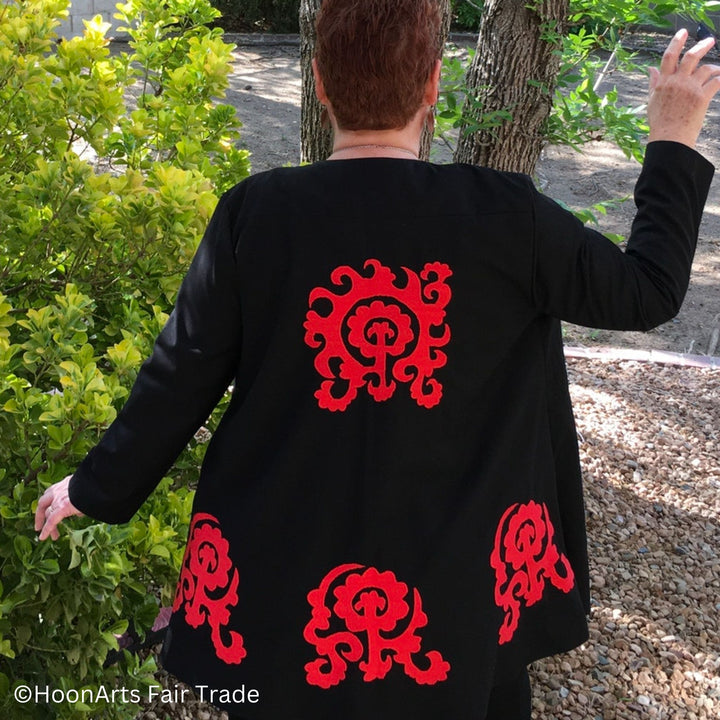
[531,141,714,330]
[68,192,243,523]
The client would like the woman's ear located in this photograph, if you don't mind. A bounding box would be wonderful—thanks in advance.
[423,59,442,106]
[312,58,329,104]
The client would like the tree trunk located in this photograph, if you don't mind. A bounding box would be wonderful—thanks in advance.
[300,0,452,163]
[300,0,332,163]
[454,0,568,174]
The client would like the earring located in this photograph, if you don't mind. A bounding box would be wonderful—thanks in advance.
[425,105,436,136]
[320,105,331,131]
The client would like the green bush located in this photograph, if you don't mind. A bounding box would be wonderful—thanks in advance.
[0,0,249,717]
[208,0,485,34]
[211,0,302,32]
[452,0,484,31]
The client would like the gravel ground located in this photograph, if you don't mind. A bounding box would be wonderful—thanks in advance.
[532,358,719,720]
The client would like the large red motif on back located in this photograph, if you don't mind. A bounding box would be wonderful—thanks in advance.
[173,513,246,664]
[303,564,450,688]
[490,501,575,645]
[304,259,452,411]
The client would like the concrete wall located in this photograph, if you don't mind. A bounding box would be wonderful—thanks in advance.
[670,12,720,34]
[56,0,121,39]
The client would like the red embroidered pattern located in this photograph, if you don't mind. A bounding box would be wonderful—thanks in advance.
[304,259,452,411]
[303,563,450,688]
[173,513,246,664]
[490,501,575,645]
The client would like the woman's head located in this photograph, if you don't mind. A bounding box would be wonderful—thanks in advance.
[314,0,442,131]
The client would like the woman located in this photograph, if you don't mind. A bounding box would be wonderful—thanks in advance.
[36,1,720,718]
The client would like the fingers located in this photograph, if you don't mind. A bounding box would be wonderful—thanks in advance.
[695,63,720,83]
[34,488,53,532]
[648,66,660,91]
[35,475,82,542]
[41,506,63,541]
[696,63,720,94]
[678,36,716,76]
[660,29,716,78]
[36,499,62,542]
[650,32,720,102]
[702,73,720,103]
[660,29,689,76]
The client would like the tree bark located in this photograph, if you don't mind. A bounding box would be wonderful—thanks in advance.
[300,0,332,163]
[453,0,568,174]
[300,0,451,163]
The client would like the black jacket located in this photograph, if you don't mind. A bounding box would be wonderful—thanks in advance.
[69,141,713,719]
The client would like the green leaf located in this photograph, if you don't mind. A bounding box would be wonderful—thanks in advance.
[100,631,120,649]
[0,638,15,658]
[149,544,170,558]
[13,536,32,562]
[36,559,60,575]
[105,619,129,636]
[15,625,31,652]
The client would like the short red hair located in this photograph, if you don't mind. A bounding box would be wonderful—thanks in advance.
[314,0,442,131]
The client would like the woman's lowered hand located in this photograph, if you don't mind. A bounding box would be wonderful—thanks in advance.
[35,475,84,541]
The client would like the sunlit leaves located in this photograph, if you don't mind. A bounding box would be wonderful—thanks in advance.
[0,1,246,717]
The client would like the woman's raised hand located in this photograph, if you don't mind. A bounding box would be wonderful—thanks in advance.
[648,28,720,149]
[35,475,84,541]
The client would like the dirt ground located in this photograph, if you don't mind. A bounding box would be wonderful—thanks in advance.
[223,35,720,358]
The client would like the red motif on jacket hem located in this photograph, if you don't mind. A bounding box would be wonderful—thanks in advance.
[491,500,575,644]
[304,259,452,411]
[303,563,450,688]
[172,513,246,664]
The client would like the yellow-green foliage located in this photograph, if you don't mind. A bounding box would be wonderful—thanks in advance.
[0,0,248,717]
